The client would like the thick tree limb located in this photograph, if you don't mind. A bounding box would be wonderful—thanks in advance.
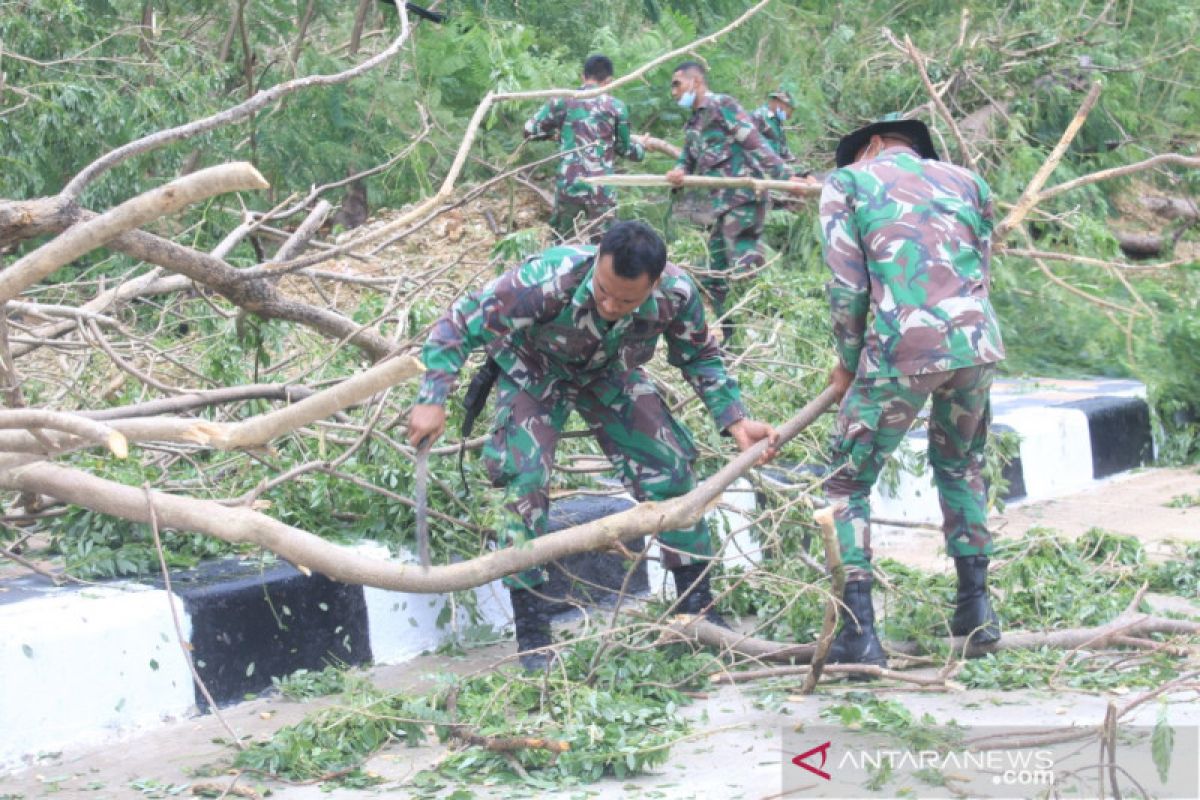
[6,203,394,361]
[0,410,127,457]
[273,200,331,263]
[1115,231,1164,258]
[180,355,421,449]
[638,136,682,160]
[0,387,838,593]
[0,356,421,455]
[0,164,269,305]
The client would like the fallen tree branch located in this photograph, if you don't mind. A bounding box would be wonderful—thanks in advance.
[0,355,422,455]
[1037,154,1200,204]
[669,611,1198,665]
[711,662,949,687]
[0,163,269,304]
[0,387,840,593]
[888,30,978,168]
[6,203,395,361]
[887,614,1200,660]
[801,506,842,693]
[0,410,127,457]
[448,728,571,754]
[995,81,1103,239]
[78,383,316,421]
[60,15,412,199]
[638,135,681,160]
[583,174,819,197]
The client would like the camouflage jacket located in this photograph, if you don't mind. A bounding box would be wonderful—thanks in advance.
[818,146,1005,378]
[418,245,746,430]
[675,92,793,216]
[524,89,645,207]
[750,105,792,161]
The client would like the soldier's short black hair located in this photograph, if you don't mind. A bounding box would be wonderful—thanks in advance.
[583,54,614,81]
[599,221,667,282]
[673,60,707,80]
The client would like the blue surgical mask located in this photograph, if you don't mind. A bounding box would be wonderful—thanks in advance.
[678,91,696,109]
[775,107,788,121]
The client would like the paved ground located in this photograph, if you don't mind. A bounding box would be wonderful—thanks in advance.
[4,468,1199,800]
[873,466,1200,573]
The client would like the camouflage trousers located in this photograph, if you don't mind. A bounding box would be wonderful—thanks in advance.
[703,200,768,315]
[825,364,996,575]
[483,370,711,589]
[550,196,615,243]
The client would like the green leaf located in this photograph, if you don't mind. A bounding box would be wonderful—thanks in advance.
[1152,703,1174,784]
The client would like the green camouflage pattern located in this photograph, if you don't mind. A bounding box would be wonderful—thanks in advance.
[819,146,1005,378]
[702,200,767,314]
[674,92,792,217]
[524,88,645,234]
[418,245,747,588]
[418,245,745,428]
[485,370,712,589]
[750,104,792,161]
[826,365,996,573]
[547,196,614,242]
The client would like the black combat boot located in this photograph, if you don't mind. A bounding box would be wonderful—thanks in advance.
[950,556,1001,645]
[671,563,730,628]
[509,587,554,671]
[826,578,887,667]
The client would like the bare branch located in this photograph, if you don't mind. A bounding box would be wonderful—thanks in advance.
[0,163,269,304]
[995,82,1103,239]
[61,15,412,199]
[0,410,127,457]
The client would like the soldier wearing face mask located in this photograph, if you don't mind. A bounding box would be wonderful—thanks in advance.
[665,63,816,341]
[750,89,797,162]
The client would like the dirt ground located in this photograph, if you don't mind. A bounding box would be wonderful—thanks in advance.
[4,468,1199,800]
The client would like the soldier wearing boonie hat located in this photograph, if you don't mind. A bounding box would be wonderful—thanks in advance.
[814,114,1005,667]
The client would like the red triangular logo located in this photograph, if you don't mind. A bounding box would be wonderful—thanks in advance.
[791,741,832,780]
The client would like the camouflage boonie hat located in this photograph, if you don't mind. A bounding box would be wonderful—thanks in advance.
[835,113,939,167]
[767,88,796,107]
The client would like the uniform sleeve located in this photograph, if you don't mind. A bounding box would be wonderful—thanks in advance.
[613,100,645,162]
[725,99,792,180]
[977,175,994,273]
[819,171,871,374]
[417,260,552,405]
[664,279,747,430]
[524,98,564,141]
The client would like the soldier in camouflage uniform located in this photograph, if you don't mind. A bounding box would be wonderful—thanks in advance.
[524,54,646,242]
[750,89,796,162]
[816,117,1005,666]
[408,221,778,670]
[665,62,816,339]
